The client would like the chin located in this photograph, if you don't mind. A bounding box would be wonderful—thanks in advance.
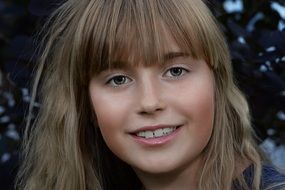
[133,160,180,175]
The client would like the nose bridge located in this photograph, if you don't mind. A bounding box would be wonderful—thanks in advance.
[137,70,164,114]
[141,75,159,100]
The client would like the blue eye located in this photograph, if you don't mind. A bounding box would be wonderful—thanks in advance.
[165,67,189,78]
[106,75,132,87]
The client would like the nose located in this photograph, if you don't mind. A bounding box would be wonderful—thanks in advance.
[137,78,165,115]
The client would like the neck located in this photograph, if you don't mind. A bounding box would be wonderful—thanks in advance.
[134,157,204,190]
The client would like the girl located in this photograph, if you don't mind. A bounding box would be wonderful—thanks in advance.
[16,0,285,189]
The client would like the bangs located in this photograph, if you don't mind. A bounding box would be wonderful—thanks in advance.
[74,0,225,82]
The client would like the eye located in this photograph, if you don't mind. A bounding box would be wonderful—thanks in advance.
[106,75,132,87]
[164,67,189,78]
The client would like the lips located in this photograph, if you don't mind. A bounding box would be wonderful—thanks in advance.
[129,124,182,146]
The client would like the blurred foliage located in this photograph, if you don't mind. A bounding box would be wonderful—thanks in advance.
[208,0,285,145]
[0,0,285,189]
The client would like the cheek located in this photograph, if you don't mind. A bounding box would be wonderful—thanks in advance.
[191,85,215,123]
[185,85,215,156]
[89,91,137,159]
[171,76,215,141]
[174,77,215,122]
[89,94,121,149]
[89,90,133,140]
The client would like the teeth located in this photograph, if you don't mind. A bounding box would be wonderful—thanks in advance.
[137,131,145,137]
[154,128,163,137]
[136,127,177,139]
[145,131,154,138]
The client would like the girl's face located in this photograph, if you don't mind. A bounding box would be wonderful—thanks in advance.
[89,33,215,177]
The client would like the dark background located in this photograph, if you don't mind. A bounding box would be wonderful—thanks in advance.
[0,0,285,189]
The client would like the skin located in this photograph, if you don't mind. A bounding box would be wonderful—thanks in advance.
[89,33,215,189]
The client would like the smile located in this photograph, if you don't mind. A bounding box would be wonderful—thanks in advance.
[130,125,183,146]
[136,127,178,139]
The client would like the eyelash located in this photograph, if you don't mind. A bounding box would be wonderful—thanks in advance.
[106,66,189,87]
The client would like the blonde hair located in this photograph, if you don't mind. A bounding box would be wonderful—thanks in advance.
[16,0,268,189]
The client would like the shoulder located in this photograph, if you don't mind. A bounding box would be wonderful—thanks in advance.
[261,165,285,190]
[243,164,285,190]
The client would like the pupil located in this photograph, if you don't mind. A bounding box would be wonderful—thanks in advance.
[171,68,182,76]
[114,76,125,84]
